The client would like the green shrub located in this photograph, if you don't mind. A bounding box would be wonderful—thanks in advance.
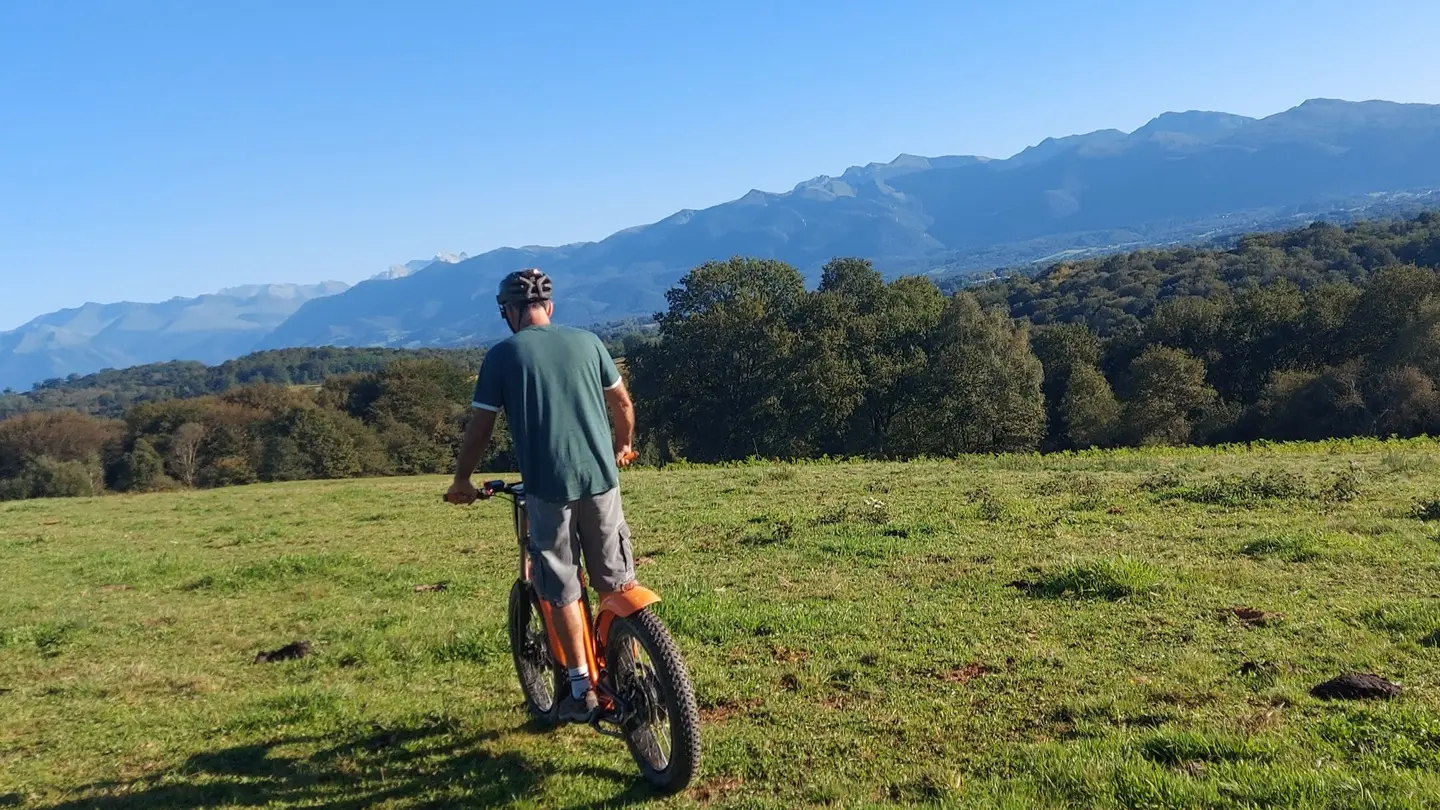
[1359,601,1440,639]
[0,476,29,501]
[115,439,168,492]
[1032,555,1164,601]
[1138,730,1275,765]
[1380,451,1439,476]
[1158,470,1313,506]
[0,456,101,501]
[1317,706,1440,769]
[1325,465,1364,502]
[1241,535,1321,562]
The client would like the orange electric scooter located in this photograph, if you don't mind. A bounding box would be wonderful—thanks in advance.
[446,474,700,794]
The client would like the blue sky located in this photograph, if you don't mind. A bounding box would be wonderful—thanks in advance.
[1,0,1437,330]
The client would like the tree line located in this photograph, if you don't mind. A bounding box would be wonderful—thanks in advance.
[0,320,653,423]
[0,357,515,500]
[629,213,1440,461]
[0,347,491,421]
[2,212,1438,500]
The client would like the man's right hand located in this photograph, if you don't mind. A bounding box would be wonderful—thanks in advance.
[615,446,636,468]
[446,478,479,505]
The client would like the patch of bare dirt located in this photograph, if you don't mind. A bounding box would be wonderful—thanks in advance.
[770,644,810,664]
[691,776,743,805]
[699,698,761,724]
[1239,704,1285,733]
[942,663,995,684]
[1228,606,1282,627]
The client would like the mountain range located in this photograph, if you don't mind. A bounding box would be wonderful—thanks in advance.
[5,97,1440,391]
[368,252,472,282]
[0,253,474,392]
[0,283,351,392]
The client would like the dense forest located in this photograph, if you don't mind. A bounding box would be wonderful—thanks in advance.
[0,357,516,501]
[2,212,1438,501]
[0,318,655,423]
[627,214,1440,461]
[0,347,490,421]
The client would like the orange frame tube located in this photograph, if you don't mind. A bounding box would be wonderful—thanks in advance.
[535,579,606,694]
[524,545,662,714]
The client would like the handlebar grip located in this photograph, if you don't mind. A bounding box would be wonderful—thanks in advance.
[443,486,494,504]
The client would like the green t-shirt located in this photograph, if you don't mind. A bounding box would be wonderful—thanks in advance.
[471,324,622,504]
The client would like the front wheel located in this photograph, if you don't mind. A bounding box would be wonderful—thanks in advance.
[605,608,701,794]
[507,579,563,726]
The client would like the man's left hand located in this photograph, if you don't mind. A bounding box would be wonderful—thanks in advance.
[446,478,479,504]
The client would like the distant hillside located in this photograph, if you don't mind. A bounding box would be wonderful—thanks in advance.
[0,316,657,420]
[5,212,1439,500]
[965,211,1440,335]
[0,346,486,420]
[262,98,1440,351]
[0,282,350,392]
[8,97,1440,386]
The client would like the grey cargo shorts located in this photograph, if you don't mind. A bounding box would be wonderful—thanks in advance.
[526,486,636,607]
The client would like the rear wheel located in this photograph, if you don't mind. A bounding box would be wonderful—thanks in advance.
[507,579,563,726]
[605,609,701,794]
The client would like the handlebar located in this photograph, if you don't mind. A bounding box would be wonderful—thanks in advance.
[443,452,638,505]
[442,479,518,504]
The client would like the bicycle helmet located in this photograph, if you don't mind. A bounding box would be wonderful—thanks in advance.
[496,267,554,307]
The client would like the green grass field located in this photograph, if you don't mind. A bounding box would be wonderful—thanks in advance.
[3,439,1440,809]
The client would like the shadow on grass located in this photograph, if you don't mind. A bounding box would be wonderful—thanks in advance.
[32,716,655,810]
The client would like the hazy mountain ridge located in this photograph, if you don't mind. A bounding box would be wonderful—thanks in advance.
[7,97,1440,390]
[0,282,349,391]
[368,252,472,282]
[263,98,1440,352]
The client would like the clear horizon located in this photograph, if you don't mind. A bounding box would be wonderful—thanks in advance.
[3,0,1439,330]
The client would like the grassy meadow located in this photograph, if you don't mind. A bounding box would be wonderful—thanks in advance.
[2,439,1440,809]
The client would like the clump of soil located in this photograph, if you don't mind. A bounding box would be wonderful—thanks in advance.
[412,582,448,593]
[253,641,312,664]
[1228,606,1281,627]
[1310,672,1401,701]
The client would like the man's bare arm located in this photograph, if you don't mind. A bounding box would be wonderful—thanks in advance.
[604,380,636,465]
[452,408,498,487]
